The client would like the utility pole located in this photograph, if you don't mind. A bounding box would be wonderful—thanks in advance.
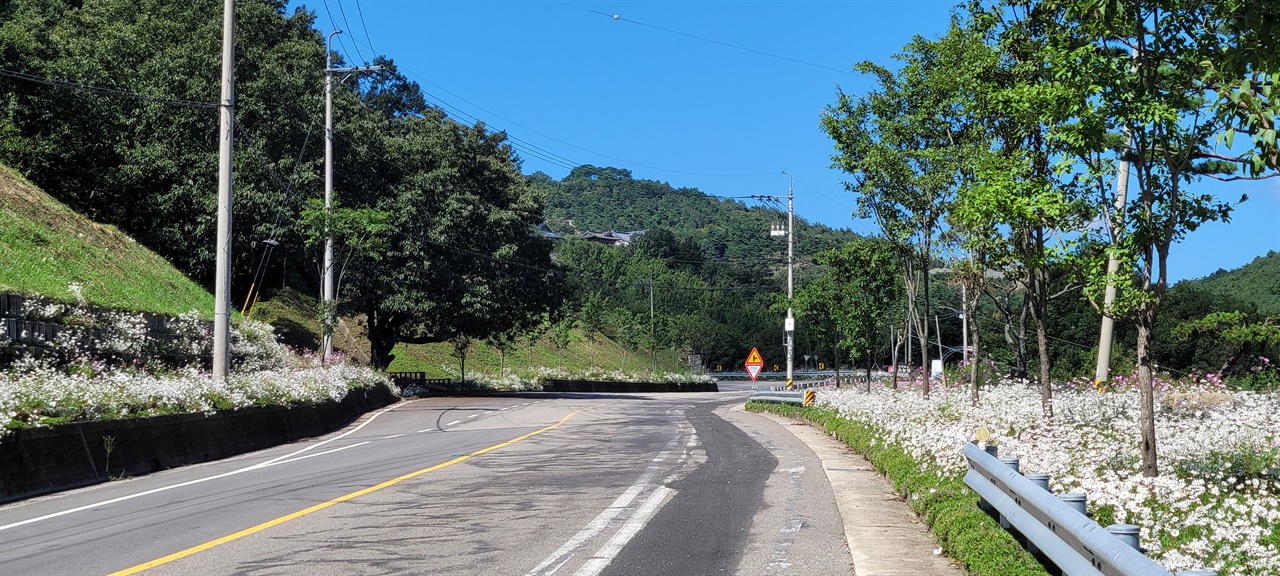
[321,30,380,362]
[782,171,795,390]
[649,273,656,374]
[212,0,236,380]
[1095,48,1138,386]
[1094,142,1130,385]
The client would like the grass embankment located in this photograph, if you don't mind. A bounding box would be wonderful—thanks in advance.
[0,165,213,317]
[746,401,1048,576]
[250,289,686,377]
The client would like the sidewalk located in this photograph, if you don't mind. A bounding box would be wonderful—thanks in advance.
[746,407,967,576]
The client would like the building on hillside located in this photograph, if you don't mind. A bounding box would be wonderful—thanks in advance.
[575,230,646,246]
[537,222,564,240]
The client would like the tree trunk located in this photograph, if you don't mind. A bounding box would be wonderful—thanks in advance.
[832,340,841,389]
[1136,314,1159,477]
[918,264,932,398]
[367,311,398,371]
[966,288,980,406]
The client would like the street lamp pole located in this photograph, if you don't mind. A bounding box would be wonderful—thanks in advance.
[782,171,794,389]
[321,31,379,363]
[321,30,341,362]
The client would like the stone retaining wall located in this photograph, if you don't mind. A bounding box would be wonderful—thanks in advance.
[0,384,399,503]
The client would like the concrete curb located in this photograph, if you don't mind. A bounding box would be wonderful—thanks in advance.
[744,408,966,576]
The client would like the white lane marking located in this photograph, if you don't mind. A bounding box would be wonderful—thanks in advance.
[268,442,370,467]
[468,414,479,419]
[417,428,436,433]
[499,407,511,411]
[527,435,683,576]
[575,486,674,576]
[0,400,413,533]
[446,420,462,426]
[383,434,406,439]
[249,399,415,470]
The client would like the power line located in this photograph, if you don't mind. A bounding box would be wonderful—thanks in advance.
[0,67,218,108]
[334,0,367,64]
[339,34,776,179]
[321,0,356,66]
[577,6,868,79]
[352,0,377,55]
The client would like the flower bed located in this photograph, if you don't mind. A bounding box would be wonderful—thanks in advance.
[818,379,1280,575]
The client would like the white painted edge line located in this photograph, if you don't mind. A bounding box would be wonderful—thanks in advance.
[416,428,436,433]
[526,436,681,576]
[0,400,414,533]
[268,441,370,467]
[446,420,462,426]
[383,434,406,439]
[468,414,479,419]
[574,486,675,576]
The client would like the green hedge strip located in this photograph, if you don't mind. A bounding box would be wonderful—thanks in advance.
[746,401,1049,576]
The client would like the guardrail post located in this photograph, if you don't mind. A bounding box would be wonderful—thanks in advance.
[1106,524,1142,553]
[997,457,1020,531]
[1026,473,1051,491]
[1059,492,1087,516]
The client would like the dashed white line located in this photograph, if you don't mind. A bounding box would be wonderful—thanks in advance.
[446,420,462,426]
[417,428,436,433]
[468,414,479,419]
[383,434,405,439]
[575,486,674,576]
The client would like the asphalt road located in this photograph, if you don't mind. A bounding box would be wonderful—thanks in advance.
[0,389,852,575]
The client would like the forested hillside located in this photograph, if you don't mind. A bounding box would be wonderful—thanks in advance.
[1178,252,1280,316]
[535,166,861,261]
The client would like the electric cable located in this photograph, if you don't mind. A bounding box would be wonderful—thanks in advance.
[0,67,218,108]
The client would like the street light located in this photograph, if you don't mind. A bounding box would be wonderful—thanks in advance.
[321,30,379,362]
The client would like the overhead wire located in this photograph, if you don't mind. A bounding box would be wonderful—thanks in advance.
[352,0,377,55]
[321,0,357,66]
[334,0,367,64]
[576,6,869,79]
[0,67,218,108]
[337,33,776,179]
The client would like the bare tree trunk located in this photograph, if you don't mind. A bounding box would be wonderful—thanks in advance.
[965,287,980,406]
[1136,314,1159,477]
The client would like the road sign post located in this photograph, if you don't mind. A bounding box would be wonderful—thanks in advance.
[745,347,764,388]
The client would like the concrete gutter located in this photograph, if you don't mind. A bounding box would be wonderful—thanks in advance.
[746,408,966,576]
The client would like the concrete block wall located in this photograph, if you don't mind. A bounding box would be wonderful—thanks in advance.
[0,385,398,503]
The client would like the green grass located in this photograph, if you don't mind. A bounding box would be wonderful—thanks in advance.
[0,164,213,317]
[248,288,686,378]
[746,402,1049,576]
[389,329,687,378]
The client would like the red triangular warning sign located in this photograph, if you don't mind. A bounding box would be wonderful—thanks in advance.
[746,364,762,380]
[746,347,763,366]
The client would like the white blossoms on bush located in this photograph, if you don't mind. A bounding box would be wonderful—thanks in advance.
[817,382,1280,576]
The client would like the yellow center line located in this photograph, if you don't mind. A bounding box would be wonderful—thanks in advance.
[108,407,591,576]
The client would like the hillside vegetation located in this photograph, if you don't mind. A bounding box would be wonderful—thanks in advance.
[1179,252,1280,316]
[0,164,213,316]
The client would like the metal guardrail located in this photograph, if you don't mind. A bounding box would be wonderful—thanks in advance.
[963,442,1216,576]
[746,389,815,406]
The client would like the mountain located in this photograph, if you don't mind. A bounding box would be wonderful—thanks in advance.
[532,166,861,263]
[0,163,213,316]
[1175,251,1280,316]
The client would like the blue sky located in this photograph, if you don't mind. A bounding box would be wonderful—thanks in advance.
[300,0,1278,283]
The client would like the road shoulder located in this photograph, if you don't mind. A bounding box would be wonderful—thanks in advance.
[731,405,966,576]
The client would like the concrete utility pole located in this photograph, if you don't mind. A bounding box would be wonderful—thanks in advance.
[782,171,795,389]
[321,30,380,361]
[212,0,236,380]
[1094,149,1129,384]
[1095,47,1138,385]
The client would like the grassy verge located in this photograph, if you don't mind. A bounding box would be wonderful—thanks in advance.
[745,401,1048,576]
[0,165,213,317]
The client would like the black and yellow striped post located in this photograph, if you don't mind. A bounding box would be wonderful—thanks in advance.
[786,378,794,391]
[803,390,815,406]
